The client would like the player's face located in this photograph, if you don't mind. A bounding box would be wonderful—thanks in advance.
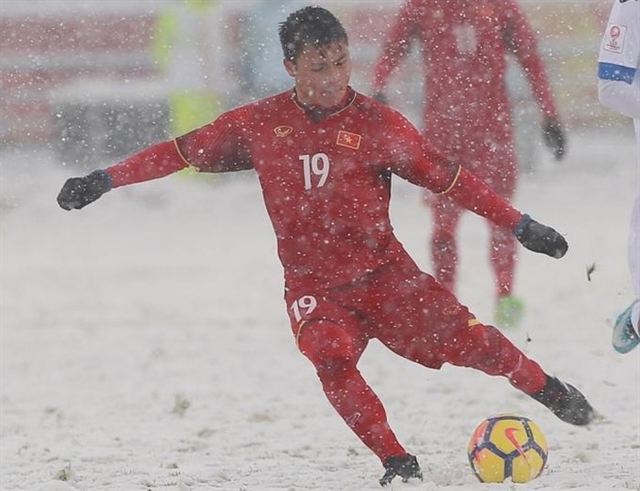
[285,42,352,108]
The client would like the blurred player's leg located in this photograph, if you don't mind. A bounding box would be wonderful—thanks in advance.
[479,151,523,329]
[490,222,518,297]
[629,194,640,306]
[490,222,524,328]
[428,193,462,293]
[613,194,640,353]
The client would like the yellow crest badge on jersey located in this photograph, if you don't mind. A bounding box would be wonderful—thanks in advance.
[274,126,293,137]
[336,130,362,150]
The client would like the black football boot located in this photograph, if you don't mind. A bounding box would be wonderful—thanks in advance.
[379,453,423,487]
[531,375,594,426]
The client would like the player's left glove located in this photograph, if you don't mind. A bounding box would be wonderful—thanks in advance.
[513,214,568,259]
[542,117,566,160]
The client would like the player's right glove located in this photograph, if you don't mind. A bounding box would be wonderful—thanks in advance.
[513,214,568,259]
[57,169,112,210]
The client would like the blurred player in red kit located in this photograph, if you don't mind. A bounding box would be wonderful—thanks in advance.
[57,6,592,486]
[372,0,567,328]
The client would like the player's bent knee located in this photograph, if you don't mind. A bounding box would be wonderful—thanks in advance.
[298,320,355,370]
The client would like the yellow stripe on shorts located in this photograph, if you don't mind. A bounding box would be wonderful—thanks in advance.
[296,320,308,348]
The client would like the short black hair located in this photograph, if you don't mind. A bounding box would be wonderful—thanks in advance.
[278,6,348,63]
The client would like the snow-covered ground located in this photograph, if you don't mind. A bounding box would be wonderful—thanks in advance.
[1,130,639,490]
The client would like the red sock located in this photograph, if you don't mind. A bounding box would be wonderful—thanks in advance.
[299,321,406,462]
[316,363,406,462]
[448,324,547,395]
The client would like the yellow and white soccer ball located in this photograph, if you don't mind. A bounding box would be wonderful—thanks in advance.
[467,414,548,483]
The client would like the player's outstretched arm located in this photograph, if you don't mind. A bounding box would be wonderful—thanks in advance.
[57,169,112,210]
[56,140,192,211]
[513,214,567,259]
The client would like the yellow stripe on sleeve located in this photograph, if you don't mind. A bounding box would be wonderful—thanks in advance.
[173,139,199,171]
[435,163,461,195]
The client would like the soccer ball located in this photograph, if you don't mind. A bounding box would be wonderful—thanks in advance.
[467,414,548,483]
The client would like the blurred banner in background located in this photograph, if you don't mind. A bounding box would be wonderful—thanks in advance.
[0,0,622,169]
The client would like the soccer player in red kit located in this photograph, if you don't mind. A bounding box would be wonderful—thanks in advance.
[372,0,567,328]
[57,6,593,487]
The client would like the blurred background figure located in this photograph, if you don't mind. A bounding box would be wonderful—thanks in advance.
[505,60,542,175]
[229,0,306,103]
[152,0,227,137]
[597,0,640,353]
[371,0,566,329]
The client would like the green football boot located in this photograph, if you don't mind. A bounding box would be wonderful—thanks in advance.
[494,295,525,329]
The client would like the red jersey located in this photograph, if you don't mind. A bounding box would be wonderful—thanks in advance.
[372,0,558,164]
[106,88,521,291]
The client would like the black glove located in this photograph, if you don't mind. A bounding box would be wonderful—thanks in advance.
[542,118,566,160]
[57,169,112,210]
[513,214,568,259]
[372,91,389,105]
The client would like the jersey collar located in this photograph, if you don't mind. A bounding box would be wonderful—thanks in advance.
[291,87,356,122]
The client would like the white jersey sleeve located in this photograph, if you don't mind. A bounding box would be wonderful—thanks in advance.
[598,0,640,133]
[598,0,640,83]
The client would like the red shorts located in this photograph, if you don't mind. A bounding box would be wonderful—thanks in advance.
[285,257,479,369]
